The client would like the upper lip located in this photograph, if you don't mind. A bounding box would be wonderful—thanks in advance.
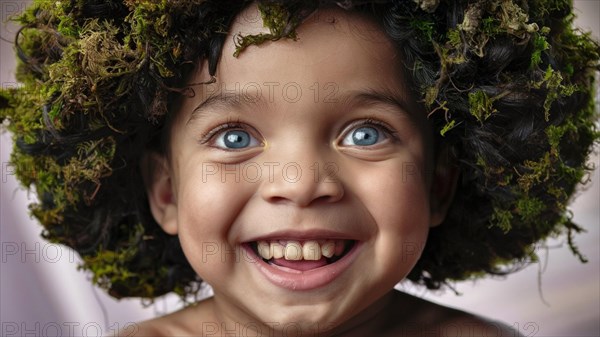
[243,229,361,243]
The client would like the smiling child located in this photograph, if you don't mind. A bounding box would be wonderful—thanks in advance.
[1,0,598,336]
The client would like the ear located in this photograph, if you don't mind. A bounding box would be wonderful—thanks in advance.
[429,146,459,227]
[141,152,178,235]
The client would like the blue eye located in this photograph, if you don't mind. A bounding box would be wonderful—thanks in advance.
[342,126,385,146]
[214,129,260,149]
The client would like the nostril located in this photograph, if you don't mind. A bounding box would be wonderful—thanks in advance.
[266,196,288,204]
[318,184,344,204]
[315,195,337,203]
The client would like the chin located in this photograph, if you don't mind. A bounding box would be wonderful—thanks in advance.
[250,300,349,333]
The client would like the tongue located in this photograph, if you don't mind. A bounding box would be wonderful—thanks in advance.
[272,257,328,271]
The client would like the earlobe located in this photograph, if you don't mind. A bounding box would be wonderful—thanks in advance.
[429,146,459,227]
[142,152,178,235]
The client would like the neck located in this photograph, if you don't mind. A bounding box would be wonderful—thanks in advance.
[199,290,406,336]
[322,290,398,336]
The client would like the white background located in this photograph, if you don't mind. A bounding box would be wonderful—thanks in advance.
[1,1,598,336]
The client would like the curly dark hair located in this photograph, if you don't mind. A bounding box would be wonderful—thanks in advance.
[0,0,598,301]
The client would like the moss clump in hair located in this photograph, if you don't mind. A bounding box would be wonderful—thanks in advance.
[233,2,300,57]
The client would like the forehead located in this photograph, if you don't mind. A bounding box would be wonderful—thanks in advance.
[184,4,407,101]
[226,5,399,82]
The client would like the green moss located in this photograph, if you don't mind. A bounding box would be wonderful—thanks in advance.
[546,122,577,156]
[411,18,435,41]
[468,90,497,123]
[81,223,156,297]
[516,197,546,222]
[233,2,298,57]
[424,86,439,108]
[518,152,552,192]
[530,0,572,18]
[439,119,457,137]
[531,32,550,68]
[565,220,588,263]
[491,207,513,233]
[531,66,577,121]
[456,0,540,57]
[482,17,500,36]
[495,0,539,37]
[56,12,79,38]
[447,28,461,48]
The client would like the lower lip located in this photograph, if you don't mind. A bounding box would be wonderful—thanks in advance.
[243,242,362,291]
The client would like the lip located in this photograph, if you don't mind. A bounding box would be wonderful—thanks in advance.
[243,240,362,291]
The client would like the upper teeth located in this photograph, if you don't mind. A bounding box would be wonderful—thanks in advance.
[257,240,347,261]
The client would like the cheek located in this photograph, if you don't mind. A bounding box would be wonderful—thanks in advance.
[351,159,431,231]
[348,160,431,274]
[174,164,255,275]
[376,178,430,268]
[364,175,430,246]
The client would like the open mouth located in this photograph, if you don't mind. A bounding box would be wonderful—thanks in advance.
[248,239,356,271]
[244,238,362,290]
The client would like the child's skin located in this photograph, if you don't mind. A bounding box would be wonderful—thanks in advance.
[137,4,517,337]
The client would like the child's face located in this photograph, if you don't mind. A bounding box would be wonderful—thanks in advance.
[148,4,452,333]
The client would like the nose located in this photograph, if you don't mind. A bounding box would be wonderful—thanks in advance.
[259,160,344,207]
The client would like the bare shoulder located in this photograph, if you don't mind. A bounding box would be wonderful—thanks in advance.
[385,290,523,337]
[112,313,184,337]
[443,312,523,337]
[116,319,164,337]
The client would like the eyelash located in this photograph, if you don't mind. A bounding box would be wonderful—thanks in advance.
[342,118,400,143]
[198,121,255,145]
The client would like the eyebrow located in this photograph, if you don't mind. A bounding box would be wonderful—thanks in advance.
[340,88,417,121]
[186,86,419,125]
[186,90,267,125]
